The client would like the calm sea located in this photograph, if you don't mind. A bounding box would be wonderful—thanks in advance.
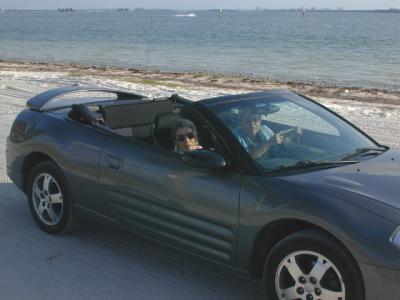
[0,10,399,89]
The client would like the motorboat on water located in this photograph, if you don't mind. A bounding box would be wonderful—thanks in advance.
[174,11,197,17]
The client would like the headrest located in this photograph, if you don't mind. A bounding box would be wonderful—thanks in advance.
[153,113,182,138]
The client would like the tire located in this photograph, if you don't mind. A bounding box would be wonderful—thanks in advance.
[27,161,79,234]
[263,229,364,300]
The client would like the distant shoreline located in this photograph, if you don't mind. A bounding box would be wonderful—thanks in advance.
[1,9,399,13]
[0,59,399,105]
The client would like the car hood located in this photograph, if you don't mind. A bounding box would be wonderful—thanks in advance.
[285,149,400,212]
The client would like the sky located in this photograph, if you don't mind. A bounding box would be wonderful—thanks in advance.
[0,0,399,10]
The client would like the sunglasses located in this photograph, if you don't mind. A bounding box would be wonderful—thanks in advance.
[176,132,196,142]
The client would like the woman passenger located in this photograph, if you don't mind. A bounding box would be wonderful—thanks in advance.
[172,119,203,154]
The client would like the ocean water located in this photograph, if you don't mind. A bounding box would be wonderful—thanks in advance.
[0,10,399,89]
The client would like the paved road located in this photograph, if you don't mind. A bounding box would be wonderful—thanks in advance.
[0,182,264,300]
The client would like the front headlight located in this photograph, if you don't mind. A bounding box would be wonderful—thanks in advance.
[390,226,400,250]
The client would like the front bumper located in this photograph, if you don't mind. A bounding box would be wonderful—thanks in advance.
[360,262,400,299]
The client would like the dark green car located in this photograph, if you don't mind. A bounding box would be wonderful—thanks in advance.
[6,86,400,300]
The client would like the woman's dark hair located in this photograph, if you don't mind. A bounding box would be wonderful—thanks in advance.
[171,118,198,143]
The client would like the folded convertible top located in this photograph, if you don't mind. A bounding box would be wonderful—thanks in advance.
[27,85,148,111]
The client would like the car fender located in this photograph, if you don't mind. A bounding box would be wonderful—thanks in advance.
[236,175,400,275]
[8,110,105,208]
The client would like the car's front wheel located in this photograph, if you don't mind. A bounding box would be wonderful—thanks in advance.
[263,229,364,300]
[27,161,78,234]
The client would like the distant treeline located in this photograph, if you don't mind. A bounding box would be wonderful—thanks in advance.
[2,8,400,13]
[57,8,74,12]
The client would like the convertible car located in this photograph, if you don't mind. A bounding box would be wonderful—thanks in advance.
[6,86,400,300]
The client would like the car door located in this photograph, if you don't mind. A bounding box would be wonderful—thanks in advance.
[55,117,108,215]
[98,134,241,265]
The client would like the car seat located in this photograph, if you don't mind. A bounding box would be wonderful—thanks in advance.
[152,113,182,149]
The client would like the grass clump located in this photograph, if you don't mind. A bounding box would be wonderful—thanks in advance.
[68,70,88,77]
[120,77,182,89]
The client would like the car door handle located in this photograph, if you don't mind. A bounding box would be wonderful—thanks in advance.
[105,154,123,170]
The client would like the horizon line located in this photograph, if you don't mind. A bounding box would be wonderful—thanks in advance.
[1,7,399,11]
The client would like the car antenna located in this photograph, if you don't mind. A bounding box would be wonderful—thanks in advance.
[144,15,153,99]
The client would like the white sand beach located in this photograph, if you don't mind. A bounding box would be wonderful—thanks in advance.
[0,61,399,299]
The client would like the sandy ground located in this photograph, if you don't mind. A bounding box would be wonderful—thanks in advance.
[0,62,399,299]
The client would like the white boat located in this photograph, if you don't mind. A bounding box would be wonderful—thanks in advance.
[174,11,197,17]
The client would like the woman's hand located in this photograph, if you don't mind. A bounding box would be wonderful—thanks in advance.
[188,145,203,151]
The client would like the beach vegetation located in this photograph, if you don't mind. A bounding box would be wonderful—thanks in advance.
[67,70,87,77]
[119,77,182,89]
[66,70,182,89]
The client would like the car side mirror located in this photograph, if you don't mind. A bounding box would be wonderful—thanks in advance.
[182,150,227,169]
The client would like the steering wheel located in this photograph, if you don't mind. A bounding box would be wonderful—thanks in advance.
[283,127,302,144]
[268,128,303,159]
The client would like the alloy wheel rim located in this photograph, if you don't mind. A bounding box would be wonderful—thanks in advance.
[32,173,64,226]
[275,250,345,300]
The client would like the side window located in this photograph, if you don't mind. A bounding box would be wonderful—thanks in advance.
[180,110,222,154]
[218,107,240,130]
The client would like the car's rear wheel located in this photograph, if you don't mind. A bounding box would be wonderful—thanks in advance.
[27,161,78,234]
[263,229,364,300]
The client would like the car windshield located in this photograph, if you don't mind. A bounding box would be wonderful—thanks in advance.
[209,92,385,173]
